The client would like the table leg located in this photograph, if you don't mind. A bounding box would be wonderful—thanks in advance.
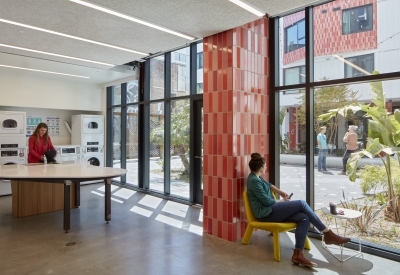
[75,181,80,207]
[105,178,111,223]
[64,180,71,233]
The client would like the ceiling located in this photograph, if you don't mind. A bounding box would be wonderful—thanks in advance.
[0,0,327,84]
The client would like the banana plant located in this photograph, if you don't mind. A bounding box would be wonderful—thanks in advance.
[318,71,400,221]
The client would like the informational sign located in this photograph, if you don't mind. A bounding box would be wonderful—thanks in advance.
[26,116,42,137]
[26,116,60,137]
[46,116,60,136]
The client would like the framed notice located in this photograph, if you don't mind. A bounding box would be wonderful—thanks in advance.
[46,116,60,136]
[26,116,42,137]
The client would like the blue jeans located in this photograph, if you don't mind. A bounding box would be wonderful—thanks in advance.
[258,200,326,249]
[318,149,328,170]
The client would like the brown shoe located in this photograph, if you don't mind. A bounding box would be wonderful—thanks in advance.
[338,171,346,175]
[291,248,317,268]
[323,229,351,245]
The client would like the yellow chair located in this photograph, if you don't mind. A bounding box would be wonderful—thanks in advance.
[242,190,311,262]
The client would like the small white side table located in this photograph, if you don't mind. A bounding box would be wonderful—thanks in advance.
[321,207,363,262]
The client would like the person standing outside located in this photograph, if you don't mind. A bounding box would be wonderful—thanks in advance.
[317,126,328,172]
[27,123,56,163]
[338,125,359,175]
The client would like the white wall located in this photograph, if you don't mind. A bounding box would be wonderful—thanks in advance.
[0,106,100,146]
[0,70,103,111]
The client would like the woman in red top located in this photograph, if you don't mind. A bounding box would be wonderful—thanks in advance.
[28,123,56,163]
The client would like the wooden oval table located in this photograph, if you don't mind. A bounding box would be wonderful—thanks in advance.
[0,162,127,232]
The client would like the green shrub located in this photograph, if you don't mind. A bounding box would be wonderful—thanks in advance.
[359,160,400,196]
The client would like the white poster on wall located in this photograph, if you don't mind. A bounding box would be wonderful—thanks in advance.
[26,116,42,137]
[46,116,60,136]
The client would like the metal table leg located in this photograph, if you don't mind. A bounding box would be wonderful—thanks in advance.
[64,180,71,233]
[105,178,111,223]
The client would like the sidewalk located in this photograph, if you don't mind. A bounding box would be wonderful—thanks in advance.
[280,164,364,210]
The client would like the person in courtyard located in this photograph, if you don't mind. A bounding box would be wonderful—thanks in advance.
[247,153,351,268]
[317,126,328,172]
[339,125,359,175]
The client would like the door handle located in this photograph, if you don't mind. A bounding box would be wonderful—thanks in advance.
[195,156,203,159]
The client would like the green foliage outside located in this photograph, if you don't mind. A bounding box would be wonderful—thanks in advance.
[319,71,400,222]
[150,100,190,176]
[296,83,358,154]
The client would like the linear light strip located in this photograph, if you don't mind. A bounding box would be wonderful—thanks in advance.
[0,43,114,67]
[69,0,195,40]
[0,64,90,78]
[229,0,264,17]
[0,18,147,55]
[332,54,371,76]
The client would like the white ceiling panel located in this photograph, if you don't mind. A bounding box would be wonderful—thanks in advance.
[0,0,325,84]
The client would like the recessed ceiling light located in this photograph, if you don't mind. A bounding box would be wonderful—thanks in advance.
[0,43,115,67]
[0,64,90,78]
[229,0,265,17]
[69,0,196,40]
[0,18,147,55]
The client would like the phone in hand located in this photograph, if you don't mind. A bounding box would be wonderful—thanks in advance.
[288,193,293,199]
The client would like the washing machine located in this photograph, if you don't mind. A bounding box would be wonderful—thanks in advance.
[71,115,104,146]
[54,145,81,164]
[0,148,27,196]
[81,145,104,185]
[0,111,26,137]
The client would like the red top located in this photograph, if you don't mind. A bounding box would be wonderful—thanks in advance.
[28,135,55,163]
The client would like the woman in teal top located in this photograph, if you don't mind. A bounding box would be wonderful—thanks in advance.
[247,153,350,268]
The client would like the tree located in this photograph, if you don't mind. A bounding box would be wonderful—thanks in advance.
[296,83,358,153]
[150,100,190,175]
[319,71,400,221]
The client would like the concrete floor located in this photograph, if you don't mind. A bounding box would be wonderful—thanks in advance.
[0,183,399,275]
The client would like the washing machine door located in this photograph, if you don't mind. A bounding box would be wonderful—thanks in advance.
[87,157,100,166]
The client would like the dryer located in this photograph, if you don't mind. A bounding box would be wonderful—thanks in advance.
[0,111,26,136]
[0,148,26,196]
[71,115,104,146]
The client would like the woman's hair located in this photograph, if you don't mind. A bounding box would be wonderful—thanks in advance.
[249,153,266,172]
[32,123,50,144]
[349,125,358,131]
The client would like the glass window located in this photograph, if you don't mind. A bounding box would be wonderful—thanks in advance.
[126,80,139,103]
[171,47,190,97]
[285,19,306,53]
[197,43,204,94]
[279,11,306,86]
[112,107,121,181]
[149,102,164,193]
[344,54,374,78]
[112,85,121,105]
[279,90,306,201]
[343,4,373,35]
[284,65,306,85]
[126,105,139,186]
[197,52,203,70]
[170,99,190,198]
[150,56,165,100]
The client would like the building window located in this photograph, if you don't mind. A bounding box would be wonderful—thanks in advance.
[284,19,305,53]
[344,54,374,78]
[342,4,373,35]
[197,52,203,70]
[284,65,305,85]
[174,52,186,62]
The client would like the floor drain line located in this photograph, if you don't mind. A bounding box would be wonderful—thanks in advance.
[65,242,76,246]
